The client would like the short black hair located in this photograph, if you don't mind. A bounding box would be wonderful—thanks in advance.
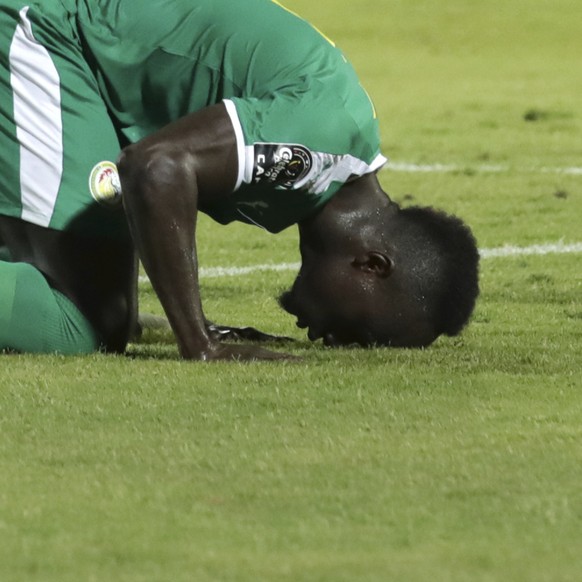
[393,205,480,338]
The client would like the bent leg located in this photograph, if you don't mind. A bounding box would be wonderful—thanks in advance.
[0,215,138,353]
[0,4,135,354]
[0,261,98,354]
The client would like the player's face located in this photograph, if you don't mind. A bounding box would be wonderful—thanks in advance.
[279,256,386,347]
[279,255,436,348]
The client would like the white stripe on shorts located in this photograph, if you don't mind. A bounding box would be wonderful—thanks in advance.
[9,6,63,227]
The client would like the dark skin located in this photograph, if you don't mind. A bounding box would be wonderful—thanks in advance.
[0,214,282,352]
[1,104,424,359]
[0,214,137,353]
[118,104,286,361]
[282,177,438,349]
[117,102,433,361]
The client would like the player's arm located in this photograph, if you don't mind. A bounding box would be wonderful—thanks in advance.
[117,104,290,361]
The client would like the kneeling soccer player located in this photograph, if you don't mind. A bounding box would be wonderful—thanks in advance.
[0,0,479,360]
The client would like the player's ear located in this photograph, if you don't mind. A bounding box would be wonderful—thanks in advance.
[352,251,394,278]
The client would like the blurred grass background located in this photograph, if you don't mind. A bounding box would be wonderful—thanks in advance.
[1,1,581,580]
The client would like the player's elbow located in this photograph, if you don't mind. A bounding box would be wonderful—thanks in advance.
[117,142,195,204]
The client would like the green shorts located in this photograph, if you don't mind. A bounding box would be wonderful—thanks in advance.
[0,260,99,354]
[0,1,128,238]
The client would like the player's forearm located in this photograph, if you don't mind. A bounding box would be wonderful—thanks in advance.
[118,143,214,359]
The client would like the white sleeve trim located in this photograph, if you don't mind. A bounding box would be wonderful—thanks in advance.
[222,99,246,192]
[222,98,387,195]
[294,151,388,195]
[369,153,388,172]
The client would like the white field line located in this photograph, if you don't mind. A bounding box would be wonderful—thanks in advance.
[479,241,582,258]
[137,161,582,284]
[137,241,582,284]
[384,161,582,175]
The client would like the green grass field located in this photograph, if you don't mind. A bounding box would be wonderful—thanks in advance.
[1,0,581,580]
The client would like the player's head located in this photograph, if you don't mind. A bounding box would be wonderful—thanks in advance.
[279,203,479,348]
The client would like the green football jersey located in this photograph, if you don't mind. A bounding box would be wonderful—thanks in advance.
[1,0,385,233]
[75,0,386,231]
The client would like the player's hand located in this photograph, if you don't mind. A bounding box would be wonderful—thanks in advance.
[198,342,299,362]
[206,322,295,343]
